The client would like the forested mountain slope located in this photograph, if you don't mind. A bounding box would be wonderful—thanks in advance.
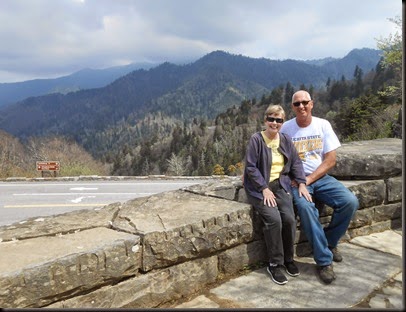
[0,48,381,145]
[0,47,400,178]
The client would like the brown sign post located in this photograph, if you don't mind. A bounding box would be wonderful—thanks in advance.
[36,161,60,177]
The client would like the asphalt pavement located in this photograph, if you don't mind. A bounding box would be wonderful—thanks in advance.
[173,229,403,309]
[0,178,210,226]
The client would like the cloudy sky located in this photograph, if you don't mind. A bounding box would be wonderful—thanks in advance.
[0,0,401,83]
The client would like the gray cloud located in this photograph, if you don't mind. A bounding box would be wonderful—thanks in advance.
[0,0,400,82]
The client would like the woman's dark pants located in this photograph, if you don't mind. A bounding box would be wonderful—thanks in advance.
[247,180,296,265]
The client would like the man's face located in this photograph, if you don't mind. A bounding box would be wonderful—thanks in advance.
[292,93,313,117]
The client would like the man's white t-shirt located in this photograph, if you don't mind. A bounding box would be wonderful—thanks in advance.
[280,116,341,175]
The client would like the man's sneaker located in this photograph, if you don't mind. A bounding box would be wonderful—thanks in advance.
[317,264,336,284]
[329,246,343,262]
[267,264,288,285]
[284,261,300,277]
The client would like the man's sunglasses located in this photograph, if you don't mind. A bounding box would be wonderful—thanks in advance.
[266,117,284,123]
[293,100,311,107]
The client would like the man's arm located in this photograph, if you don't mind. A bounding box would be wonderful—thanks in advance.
[306,150,337,185]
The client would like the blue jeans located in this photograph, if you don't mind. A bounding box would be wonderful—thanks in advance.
[291,174,359,266]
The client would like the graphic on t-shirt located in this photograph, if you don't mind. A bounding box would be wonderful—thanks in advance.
[291,135,322,162]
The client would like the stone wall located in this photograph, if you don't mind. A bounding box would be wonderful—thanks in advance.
[0,138,402,308]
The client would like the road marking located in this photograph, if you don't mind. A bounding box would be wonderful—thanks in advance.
[0,182,202,187]
[12,193,152,196]
[4,203,108,208]
[70,187,99,191]
[71,196,96,203]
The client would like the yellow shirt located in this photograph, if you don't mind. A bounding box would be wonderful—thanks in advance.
[261,131,284,182]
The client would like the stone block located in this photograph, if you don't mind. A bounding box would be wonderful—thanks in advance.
[386,177,402,203]
[0,202,120,242]
[390,218,402,229]
[295,241,312,257]
[349,207,374,228]
[237,187,249,204]
[111,190,253,271]
[319,205,334,217]
[330,138,402,179]
[175,295,220,308]
[142,213,253,271]
[374,203,402,222]
[0,228,141,308]
[347,220,393,238]
[218,240,267,275]
[295,229,307,244]
[319,215,332,225]
[47,256,218,309]
[349,181,385,208]
[183,178,240,201]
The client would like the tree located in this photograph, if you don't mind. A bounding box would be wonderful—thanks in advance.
[0,130,29,178]
[353,65,364,97]
[25,136,108,177]
[376,16,402,101]
[227,164,237,175]
[268,86,283,106]
[333,94,390,141]
[375,16,402,138]
[326,77,331,90]
[284,82,295,106]
[166,153,186,176]
[212,164,225,175]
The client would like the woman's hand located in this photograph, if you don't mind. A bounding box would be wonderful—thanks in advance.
[298,183,312,202]
[262,188,277,207]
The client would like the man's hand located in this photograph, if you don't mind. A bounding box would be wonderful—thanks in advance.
[291,180,312,202]
[262,188,277,207]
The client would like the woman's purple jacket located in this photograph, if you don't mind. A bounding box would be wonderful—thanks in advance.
[243,131,307,200]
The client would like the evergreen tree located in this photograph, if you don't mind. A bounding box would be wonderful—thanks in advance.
[284,82,295,106]
[353,65,364,97]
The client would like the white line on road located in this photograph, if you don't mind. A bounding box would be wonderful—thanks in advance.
[71,196,96,203]
[4,203,108,208]
[12,193,153,196]
[0,182,200,187]
[70,187,99,191]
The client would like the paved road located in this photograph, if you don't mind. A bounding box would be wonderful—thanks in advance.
[0,179,209,227]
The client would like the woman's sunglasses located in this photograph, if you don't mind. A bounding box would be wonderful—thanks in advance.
[266,117,284,123]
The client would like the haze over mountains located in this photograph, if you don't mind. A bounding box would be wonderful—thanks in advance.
[0,48,380,108]
[0,62,157,107]
[0,48,381,155]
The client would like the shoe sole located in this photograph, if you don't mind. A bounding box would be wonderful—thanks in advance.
[285,268,300,277]
[267,266,288,285]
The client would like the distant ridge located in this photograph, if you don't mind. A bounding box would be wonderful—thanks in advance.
[0,48,381,145]
[0,62,157,107]
[0,48,381,108]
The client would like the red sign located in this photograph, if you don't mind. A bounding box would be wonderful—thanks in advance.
[36,161,60,171]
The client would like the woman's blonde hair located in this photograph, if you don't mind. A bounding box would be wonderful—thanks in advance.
[264,104,285,121]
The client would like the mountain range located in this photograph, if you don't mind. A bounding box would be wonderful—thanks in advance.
[0,62,157,107]
[0,48,381,108]
[0,48,382,152]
